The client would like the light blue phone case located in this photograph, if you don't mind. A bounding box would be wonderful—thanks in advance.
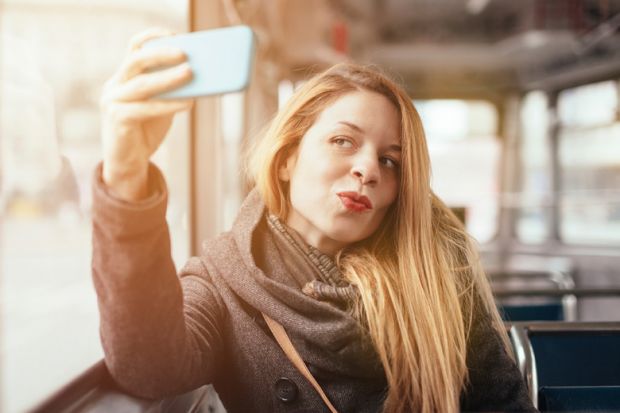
[143,25,255,98]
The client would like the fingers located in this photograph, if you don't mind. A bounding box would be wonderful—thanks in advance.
[112,99,194,121]
[102,27,192,106]
[118,46,187,81]
[107,62,193,103]
[127,27,176,54]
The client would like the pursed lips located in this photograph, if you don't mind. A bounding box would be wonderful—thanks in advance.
[337,191,373,211]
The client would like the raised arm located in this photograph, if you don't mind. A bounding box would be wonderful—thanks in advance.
[91,28,225,399]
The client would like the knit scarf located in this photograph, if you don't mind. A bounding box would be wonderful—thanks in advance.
[265,213,358,308]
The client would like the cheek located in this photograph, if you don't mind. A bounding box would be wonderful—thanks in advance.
[379,176,400,208]
[295,151,340,188]
[289,158,330,206]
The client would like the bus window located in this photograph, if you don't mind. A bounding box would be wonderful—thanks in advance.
[557,80,620,245]
[517,91,552,244]
[0,2,189,412]
[415,100,500,243]
[221,91,246,230]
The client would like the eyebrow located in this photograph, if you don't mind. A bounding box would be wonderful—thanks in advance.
[336,121,402,153]
[337,121,364,133]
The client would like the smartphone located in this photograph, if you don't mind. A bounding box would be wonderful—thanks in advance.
[142,25,256,99]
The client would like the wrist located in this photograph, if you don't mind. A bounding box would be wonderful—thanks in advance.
[102,161,150,202]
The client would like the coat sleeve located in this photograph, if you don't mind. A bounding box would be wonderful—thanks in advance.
[91,162,227,399]
[459,296,538,412]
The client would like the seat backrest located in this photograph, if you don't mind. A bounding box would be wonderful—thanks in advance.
[530,329,620,387]
[500,302,565,322]
[538,385,620,412]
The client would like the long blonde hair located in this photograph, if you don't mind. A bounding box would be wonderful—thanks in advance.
[247,63,507,413]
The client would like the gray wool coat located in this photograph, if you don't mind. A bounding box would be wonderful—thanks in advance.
[91,162,537,413]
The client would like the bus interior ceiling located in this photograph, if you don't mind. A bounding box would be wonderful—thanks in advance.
[331,0,620,97]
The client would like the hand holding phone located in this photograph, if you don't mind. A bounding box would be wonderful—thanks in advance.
[100,26,255,201]
[142,26,256,99]
[100,27,194,202]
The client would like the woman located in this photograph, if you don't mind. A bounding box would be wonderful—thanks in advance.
[93,28,537,412]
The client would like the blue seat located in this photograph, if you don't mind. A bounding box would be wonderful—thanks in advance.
[538,386,620,412]
[509,323,620,411]
[530,331,620,387]
[500,302,564,321]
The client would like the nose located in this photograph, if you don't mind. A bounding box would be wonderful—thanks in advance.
[351,153,379,185]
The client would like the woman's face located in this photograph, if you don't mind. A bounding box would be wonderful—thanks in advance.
[280,89,401,255]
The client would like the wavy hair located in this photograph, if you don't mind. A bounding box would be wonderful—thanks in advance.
[247,63,508,413]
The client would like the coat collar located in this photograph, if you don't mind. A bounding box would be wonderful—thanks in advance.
[230,187,266,272]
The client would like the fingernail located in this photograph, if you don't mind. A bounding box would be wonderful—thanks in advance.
[179,63,192,74]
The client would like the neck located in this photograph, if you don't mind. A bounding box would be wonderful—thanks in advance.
[284,213,346,257]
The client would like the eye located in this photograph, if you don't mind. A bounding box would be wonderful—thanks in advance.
[380,156,399,169]
[332,137,354,148]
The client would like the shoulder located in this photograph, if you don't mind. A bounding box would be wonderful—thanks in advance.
[177,240,235,324]
[461,309,537,411]
[177,231,237,281]
[201,231,237,255]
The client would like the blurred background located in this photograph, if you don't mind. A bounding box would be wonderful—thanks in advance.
[0,0,619,412]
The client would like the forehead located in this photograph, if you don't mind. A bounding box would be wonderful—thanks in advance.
[310,90,401,143]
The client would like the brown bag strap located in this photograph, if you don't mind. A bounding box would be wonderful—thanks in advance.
[262,313,339,413]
